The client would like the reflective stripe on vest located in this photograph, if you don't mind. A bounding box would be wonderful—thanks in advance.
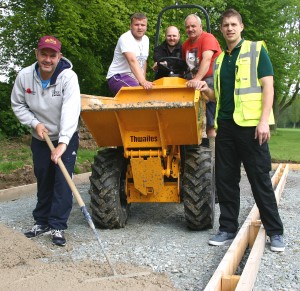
[212,53,222,127]
[235,41,261,96]
[213,40,274,127]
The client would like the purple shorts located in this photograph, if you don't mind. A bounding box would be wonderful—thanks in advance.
[107,73,139,95]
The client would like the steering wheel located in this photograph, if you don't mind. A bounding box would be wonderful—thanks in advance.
[157,56,188,76]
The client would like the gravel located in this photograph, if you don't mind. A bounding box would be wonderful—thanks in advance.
[253,170,300,291]
[0,169,299,290]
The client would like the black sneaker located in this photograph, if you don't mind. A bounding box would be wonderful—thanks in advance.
[24,224,50,238]
[51,229,66,246]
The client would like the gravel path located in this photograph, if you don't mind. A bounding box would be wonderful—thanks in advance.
[254,170,300,291]
[0,170,299,290]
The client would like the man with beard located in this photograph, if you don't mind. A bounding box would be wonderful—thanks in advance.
[153,26,183,79]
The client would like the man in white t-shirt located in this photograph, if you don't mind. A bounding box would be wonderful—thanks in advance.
[107,12,153,95]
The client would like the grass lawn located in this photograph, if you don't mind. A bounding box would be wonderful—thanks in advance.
[0,128,299,175]
[0,136,32,174]
[269,128,300,163]
[0,135,97,174]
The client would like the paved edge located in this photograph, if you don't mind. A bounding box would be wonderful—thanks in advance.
[1,163,299,203]
[0,172,91,202]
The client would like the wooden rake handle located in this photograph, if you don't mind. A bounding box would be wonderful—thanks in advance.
[43,133,119,276]
[43,132,85,208]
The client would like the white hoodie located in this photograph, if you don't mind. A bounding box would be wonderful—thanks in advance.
[11,57,80,145]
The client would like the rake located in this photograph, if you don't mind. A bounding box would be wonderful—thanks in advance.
[44,132,150,280]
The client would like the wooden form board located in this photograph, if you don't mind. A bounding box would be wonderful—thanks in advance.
[204,164,289,291]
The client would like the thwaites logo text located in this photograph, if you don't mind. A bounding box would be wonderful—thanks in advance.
[130,135,158,142]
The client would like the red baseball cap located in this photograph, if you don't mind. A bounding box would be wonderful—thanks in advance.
[38,35,61,52]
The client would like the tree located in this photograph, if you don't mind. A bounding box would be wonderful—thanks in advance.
[0,0,299,137]
[288,97,300,128]
[0,0,131,95]
[217,0,300,128]
[276,110,290,128]
[273,1,300,127]
[0,0,223,96]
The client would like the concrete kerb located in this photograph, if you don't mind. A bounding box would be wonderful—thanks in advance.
[0,172,91,202]
[1,163,299,203]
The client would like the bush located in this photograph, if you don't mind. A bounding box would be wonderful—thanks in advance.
[0,82,30,137]
[0,109,30,137]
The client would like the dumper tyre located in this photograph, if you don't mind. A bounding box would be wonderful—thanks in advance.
[89,147,129,229]
[181,145,215,230]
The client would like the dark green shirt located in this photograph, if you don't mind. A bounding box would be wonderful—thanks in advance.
[218,39,274,120]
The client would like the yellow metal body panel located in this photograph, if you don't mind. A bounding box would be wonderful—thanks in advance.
[127,182,180,203]
[80,77,205,203]
[81,77,204,148]
[130,157,164,196]
[125,145,181,202]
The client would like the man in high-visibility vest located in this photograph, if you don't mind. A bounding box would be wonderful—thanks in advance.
[193,9,285,252]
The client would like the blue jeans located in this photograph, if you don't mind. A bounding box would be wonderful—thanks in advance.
[31,132,79,229]
[203,76,216,127]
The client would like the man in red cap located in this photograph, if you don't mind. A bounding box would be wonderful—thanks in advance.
[11,35,81,247]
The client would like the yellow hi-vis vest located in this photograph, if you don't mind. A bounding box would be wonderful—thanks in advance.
[213,40,275,128]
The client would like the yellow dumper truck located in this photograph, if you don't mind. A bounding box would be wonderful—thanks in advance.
[81,77,215,230]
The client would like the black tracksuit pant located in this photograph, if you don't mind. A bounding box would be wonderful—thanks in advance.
[31,132,79,230]
[215,119,283,236]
